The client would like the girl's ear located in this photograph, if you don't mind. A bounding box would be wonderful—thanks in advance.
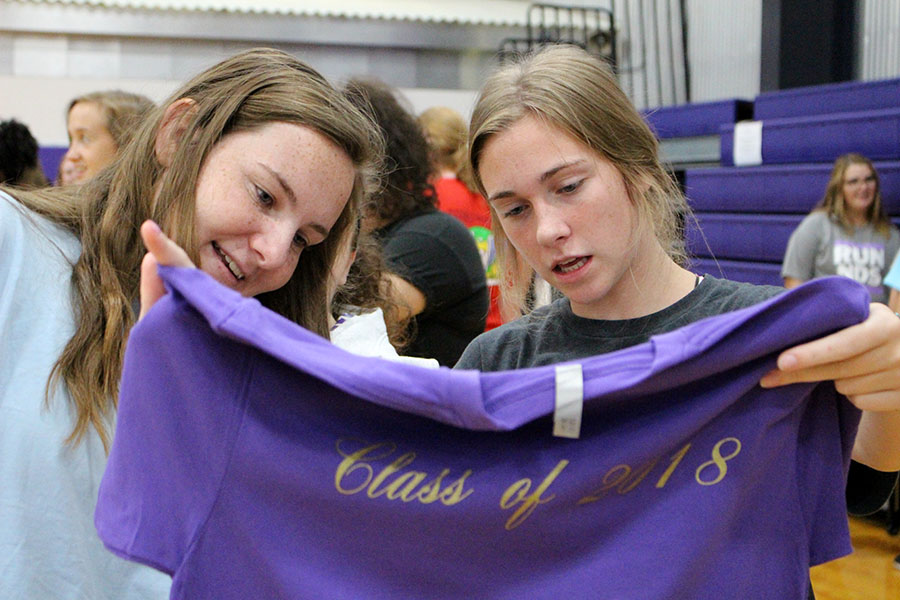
[154,98,198,168]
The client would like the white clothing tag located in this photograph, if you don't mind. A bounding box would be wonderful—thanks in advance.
[732,120,763,166]
[553,364,583,439]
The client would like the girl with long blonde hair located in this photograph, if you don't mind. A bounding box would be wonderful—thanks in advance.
[0,48,380,598]
[456,44,900,596]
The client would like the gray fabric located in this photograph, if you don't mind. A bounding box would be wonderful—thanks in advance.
[376,210,488,367]
[455,275,783,372]
[781,211,900,304]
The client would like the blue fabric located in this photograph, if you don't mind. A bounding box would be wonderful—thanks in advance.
[754,77,900,120]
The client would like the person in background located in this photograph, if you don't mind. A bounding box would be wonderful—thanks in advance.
[57,152,79,185]
[327,216,439,368]
[419,105,502,330]
[0,118,49,188]
[454,44,900,598]
[343,79,488,367]
[782,153,900,303]
[0,48,380,599]
[63,89,155,184]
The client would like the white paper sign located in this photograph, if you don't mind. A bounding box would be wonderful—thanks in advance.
[733,120,763,167]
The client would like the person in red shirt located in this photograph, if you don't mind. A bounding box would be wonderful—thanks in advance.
[420,106,502,330]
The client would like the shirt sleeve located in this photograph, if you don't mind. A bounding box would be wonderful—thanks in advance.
[454,336,485,370]
[781,213,823,281]
[382,217,485,315]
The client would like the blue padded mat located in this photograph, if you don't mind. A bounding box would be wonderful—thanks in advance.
[684,161,900,213]
[755,77,900,120]
[38,146,67,185]
[642,99,752,139]
[720,108,900,166]
[686,213,801,262]
[690,258,783,287]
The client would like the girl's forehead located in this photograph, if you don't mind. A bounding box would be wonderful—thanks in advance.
[844,163,873,177]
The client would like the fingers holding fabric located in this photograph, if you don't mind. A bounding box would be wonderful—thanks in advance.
[138,220,195,319]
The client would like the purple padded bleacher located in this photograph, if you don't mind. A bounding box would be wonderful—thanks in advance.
[38,146,67,185]
[684,161,900,214]
[720,108,900,166]
[690,258,782,287]
[686,213,801,262]
[755,77,900,121]
[642,99,752,139]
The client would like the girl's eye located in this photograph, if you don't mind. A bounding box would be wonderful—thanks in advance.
[503,205,526,219]
[255,186,274,207]
[292,232,308,249]
[558,179,583,194]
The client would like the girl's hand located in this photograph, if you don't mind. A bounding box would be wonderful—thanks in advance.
[759,302,900,411]
[760,302,900,471]
[139,220,194,319]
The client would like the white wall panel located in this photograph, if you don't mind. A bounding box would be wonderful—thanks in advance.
[860,0,900,80]
[12,35,68,77]
[685,0,761,102]
[120,38,175,80]
[67,38,122,78]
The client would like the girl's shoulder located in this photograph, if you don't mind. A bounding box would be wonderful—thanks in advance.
[455,301,564,371]
[0,190,80,262]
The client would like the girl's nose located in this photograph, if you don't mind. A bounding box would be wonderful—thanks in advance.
[534,204,571,247]
[250,222,296,269]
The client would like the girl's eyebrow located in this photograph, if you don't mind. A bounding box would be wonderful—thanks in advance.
[488,159,586,203]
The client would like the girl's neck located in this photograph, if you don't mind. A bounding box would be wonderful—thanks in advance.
[846,210,868,228]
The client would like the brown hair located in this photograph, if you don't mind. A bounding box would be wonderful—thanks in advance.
[816,153,891,235]
[330,220,410,349]
[343,78,437,225]
[67,90,155,150]
[0,119,47,187]
[468,44,688,317]
[418,106,477,191]
[5,48,382,451]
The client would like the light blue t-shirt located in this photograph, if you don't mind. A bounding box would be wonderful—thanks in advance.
[883,252,900,294]
[0,191,170,599]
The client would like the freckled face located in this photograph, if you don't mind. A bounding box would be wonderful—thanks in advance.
[479,116,655,319]
[193,122,356,297]
[65,101,119,183]
[841,163,877,219]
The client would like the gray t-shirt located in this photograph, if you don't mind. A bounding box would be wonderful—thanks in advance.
[455,275,783,371]
[781,211,900,304]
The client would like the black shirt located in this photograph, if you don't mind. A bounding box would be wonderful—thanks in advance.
[376,210,489,367]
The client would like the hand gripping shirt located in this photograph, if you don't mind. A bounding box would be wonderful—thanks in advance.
[96,267,868,600]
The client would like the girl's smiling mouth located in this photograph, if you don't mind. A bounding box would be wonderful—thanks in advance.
[212,241,245,280]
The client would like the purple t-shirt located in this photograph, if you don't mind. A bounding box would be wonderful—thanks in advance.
[96,267,868,600]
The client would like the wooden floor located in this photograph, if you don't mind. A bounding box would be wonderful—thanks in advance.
[810,514,900,599]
